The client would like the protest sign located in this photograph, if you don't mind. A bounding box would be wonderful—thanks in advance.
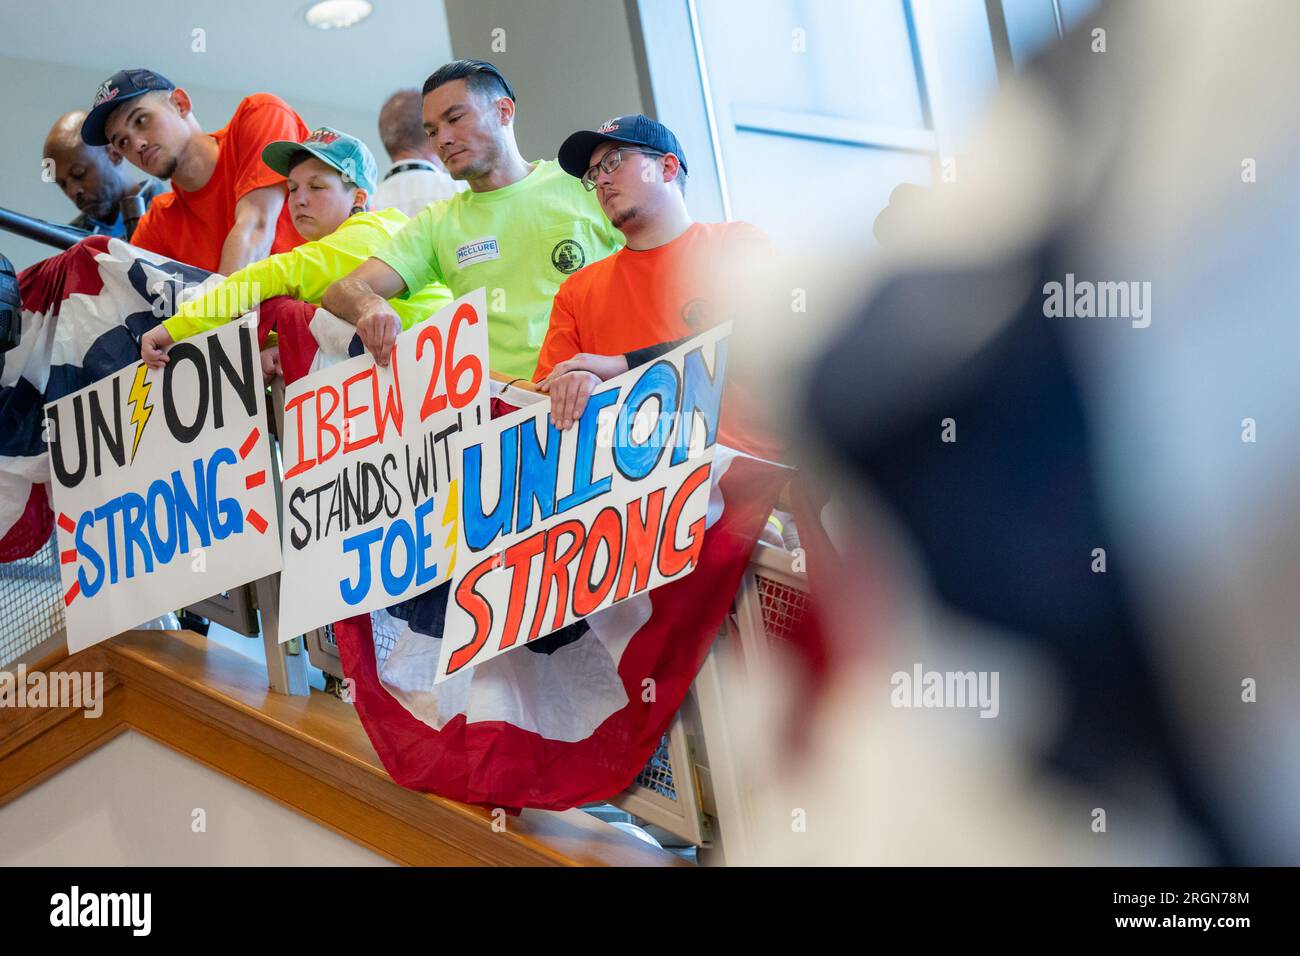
[435,324,732,683]
[45,319,281,652]
[278,289,490,640]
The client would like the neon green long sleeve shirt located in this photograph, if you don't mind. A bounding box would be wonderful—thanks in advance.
[163,207,454,341]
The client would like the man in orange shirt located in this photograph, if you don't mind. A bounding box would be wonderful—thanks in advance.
[535,114,781,461]
[80,69,309,274]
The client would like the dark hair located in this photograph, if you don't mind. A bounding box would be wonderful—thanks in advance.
[378,88,427,158]
[638,149,687,196]
[422,59,516,104]
[285,149,317,175]
[286,149,354,187]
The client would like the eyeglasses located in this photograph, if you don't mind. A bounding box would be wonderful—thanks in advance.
[581,147,663,191]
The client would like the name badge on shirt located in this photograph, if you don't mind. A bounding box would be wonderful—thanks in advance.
[456,237,501,268]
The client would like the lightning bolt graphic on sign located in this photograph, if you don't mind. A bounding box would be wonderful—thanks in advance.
[126,364,153,463]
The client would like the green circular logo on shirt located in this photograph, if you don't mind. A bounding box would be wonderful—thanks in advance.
[681,297,712,329]
[551,239,586,274]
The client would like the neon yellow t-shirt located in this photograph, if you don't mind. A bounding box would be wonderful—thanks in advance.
[374,159,624,379]
[163,207,453,341]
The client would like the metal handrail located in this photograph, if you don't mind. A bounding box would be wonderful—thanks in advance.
[0,206,90,251]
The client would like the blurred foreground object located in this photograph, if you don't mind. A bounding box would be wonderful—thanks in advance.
[730,0,1300,864]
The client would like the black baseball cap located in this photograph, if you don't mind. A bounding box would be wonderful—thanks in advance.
[557,114,688,179]
[81,69,176,146]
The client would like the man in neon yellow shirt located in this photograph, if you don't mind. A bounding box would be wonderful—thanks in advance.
[139,126,451,369]
[323,59,623,377]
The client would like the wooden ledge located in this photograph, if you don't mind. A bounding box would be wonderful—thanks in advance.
[0,630,689,867]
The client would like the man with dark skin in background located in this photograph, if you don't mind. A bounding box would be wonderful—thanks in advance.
[42,109,164,238]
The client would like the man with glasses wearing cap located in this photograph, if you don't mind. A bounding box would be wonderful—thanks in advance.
[138,126,451,372]
[323,59,622,376]
[534,113,782,461]
[81,68,310,274]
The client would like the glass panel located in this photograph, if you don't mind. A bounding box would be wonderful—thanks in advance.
[695,0,926,129]
[726,130,932,248]
[1058,0,1101,30]
[926,0,1001,153]
[1001,0,1061,65]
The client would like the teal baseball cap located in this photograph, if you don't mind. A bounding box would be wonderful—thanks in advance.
[261,126,378,197]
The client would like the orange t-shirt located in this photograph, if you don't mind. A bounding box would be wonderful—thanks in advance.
[130,93,309,272]
[534,220,783,461]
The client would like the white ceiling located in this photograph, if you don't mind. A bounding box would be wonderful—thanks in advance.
[0,0,454,114]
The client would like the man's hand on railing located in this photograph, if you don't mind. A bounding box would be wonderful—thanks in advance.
[356,302,401,368]
[260,346,281,380]
[543,370,600,431]
[538,352,630,430]
[541,352,630,384]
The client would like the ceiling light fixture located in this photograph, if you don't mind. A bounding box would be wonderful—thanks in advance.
[304,0,373,30]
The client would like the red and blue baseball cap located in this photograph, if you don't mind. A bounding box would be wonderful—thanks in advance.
[261,127,379,197]
[81,69,176,146]
[557,114,688,179]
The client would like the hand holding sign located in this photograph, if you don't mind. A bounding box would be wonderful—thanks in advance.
[356,302,403,367]
[278,289,490,640]
[436,324,731,682]
[139,323,175,369]
[46,319,281,653]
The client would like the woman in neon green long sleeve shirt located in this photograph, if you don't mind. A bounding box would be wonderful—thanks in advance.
[139,126,452,369]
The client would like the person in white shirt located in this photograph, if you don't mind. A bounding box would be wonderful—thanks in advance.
[373,88,465,217]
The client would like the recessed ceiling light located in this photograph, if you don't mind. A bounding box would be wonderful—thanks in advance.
[305,0,373,30]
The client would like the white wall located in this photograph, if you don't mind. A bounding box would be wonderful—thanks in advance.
[442,0,650,162]
[0,53,389,271]
[0,730,391,866]
[1,1,653,272]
